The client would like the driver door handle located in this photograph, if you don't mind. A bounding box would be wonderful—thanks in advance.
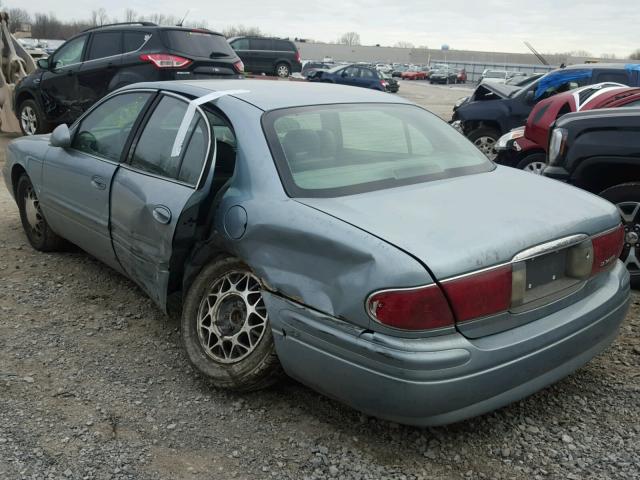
[152,205,172,224]
[91,176,106,190]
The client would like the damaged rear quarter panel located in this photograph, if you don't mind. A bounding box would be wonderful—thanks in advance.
[202,97,434,330]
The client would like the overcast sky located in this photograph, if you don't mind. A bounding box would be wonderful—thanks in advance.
[15,0,639,57]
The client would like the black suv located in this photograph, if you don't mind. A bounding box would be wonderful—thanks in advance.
[544,108,640,284]
[15,22,244,135]
[228,37,301,78]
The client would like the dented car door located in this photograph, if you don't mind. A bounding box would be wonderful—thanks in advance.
[110,93,212,309]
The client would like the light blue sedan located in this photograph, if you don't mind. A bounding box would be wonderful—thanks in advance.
[2,80,630,426]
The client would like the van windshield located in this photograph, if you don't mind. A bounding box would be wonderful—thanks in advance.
[263,103,493,198]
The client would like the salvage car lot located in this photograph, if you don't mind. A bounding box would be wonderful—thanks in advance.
[0,83,639,480]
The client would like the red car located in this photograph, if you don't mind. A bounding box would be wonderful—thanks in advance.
[495,83,640,173]
[401,69,427,80]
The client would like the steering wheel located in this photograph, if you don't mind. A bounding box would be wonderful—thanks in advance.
[76,131,98,153]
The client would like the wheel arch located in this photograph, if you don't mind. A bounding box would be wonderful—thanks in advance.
[10,163,27,198]
[571,157,640,194]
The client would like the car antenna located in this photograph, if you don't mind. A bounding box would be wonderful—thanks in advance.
[524,41,549,66]
[177,10,190,27]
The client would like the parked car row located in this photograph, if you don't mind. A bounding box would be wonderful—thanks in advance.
[451,63,640,160]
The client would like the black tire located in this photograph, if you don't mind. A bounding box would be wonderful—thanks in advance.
[599,183,640,287]
[275,62,290,78]
[16,175,66,251]
[18,99,52,136]
[467,127,500,161]
[516,152,547,175]
[181,256,283,391]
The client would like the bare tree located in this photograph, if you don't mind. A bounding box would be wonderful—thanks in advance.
[91,8,108,27]
[628,50,640,60]
[222,25,263,38]
[394,41,414,49]
[600,53,617,60]
[7,8,31,33]
[124,8,137,23]
[338,32,360,46]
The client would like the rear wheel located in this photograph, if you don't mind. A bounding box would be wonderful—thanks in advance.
[181,257,283,391]
[599,183,640,286]
[275,63,290,78]
[516,152,547,175]
[16,175,66,251]
[468,128,500,161]
[18,99,51,136]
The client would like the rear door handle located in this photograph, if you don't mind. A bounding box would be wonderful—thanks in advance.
[152,205,172,224]
[91,176,106,190]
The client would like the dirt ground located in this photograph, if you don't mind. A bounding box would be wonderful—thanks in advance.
[0,91,639,480]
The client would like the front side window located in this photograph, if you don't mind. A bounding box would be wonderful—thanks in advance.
[231,38,249,50]
[72,92,151,161]
[263,103,492,197]
[87,32,122,61]
[52,35,87,68]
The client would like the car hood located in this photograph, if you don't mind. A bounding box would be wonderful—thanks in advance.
[296,166,619,280]
[475,82,520,99]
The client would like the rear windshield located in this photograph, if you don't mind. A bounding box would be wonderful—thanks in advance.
[263,103,493,198]
[163,30,235,58]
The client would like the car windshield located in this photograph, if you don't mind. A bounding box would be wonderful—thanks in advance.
[263,103,493,197]
[163,30,235,58]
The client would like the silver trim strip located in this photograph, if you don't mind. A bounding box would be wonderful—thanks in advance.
[511,234,589,262]
[50,33,152,70]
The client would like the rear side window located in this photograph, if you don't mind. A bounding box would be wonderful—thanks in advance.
[250,38,273,50]
[273,40,294,51]
[123,32,149,52]
[130,95,210,185]
[163,30,235,58]
[73,92,151,161]
[360,69,375,79]
[595,72,630,84]
[87,32,122,61]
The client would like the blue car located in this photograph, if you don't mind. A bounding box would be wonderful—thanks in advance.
[308,64,398,92]
[3,80,629,426]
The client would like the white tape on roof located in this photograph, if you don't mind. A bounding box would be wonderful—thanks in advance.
[170,89,249,158]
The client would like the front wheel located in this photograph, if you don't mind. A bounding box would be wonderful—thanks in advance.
[516,152,547,175]
[181,257,283,391]
[468,127,500,161]
[18,99,51,136]
[275,63,290,78]
[599,183,640,286]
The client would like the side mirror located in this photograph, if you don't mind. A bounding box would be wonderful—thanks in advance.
[36,58,49,70]
[525,91,536,104]
[50,124,71,148]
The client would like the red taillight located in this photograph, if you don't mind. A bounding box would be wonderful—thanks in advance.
[591,225,624,276]
[442,265,512,323]
[233,60,245,73]
[295,51,301,63]
[139,53,192,69]
[367,284,454,331]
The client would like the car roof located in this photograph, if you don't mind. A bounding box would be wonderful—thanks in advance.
[562,63,638,71]
[123,79,411,111]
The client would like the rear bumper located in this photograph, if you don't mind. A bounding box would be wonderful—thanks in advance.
[266,262,630,426]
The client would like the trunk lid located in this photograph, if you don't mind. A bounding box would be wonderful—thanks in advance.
[298,167,620,336]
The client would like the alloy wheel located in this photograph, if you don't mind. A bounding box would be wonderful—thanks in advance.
[23,184,44,240]
[617,202,640,274]
[523,161,546,175]
[197,271,268,364]
[473,136,497,160]
[20,106,37,136]
[276,65,290,77]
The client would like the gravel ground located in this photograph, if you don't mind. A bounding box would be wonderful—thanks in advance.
[1,112,639,480]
